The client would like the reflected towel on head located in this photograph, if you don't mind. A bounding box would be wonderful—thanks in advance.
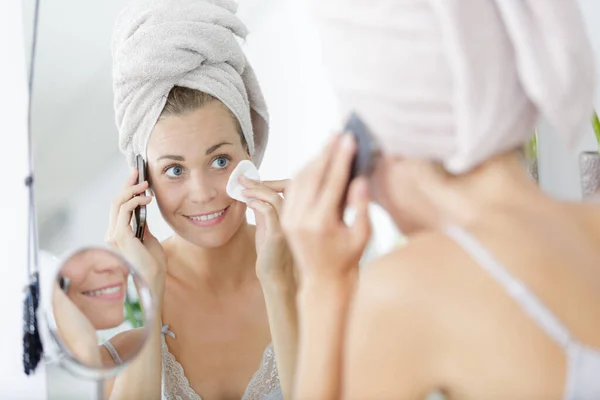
[311,0,595,174]
[111,0,269,167]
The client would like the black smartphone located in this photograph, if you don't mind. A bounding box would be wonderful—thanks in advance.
[341,112,380,207]
[58,275,70,294]
[133,154,147,242]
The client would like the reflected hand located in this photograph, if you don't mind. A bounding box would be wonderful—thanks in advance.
[281,134,371,283]
[241,177,294,284]
[105,168,167,299]
[52,280,101,367]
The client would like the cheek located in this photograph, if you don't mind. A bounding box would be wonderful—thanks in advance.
[118,266,129,281]
[61,266,88,293]
[217,172,230,192]
[154,182,184,210]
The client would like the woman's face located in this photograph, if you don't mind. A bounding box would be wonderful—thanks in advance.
[61,249,129,330]
[147,101,250,248]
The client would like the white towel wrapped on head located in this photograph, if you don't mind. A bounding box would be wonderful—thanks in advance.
[311,0,596,174]
[111,0,269,167]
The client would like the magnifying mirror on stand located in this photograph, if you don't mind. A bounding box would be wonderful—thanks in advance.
[41,247,154,399]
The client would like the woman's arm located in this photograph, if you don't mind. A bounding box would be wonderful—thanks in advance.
[103,168,168,400]
[52,281,103,368]
[241,177,299,398]
[105,318,164,400]
[294,275,356,400]
[279,133,371,399]
[259,266,299,399]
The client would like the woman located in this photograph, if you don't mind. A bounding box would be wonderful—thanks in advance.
[283,0,600,399]
[100,1,297,399]
[59,248,129,330]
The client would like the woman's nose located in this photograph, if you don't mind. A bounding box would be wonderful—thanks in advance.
[93,261,125,275]
[187,172,219,204]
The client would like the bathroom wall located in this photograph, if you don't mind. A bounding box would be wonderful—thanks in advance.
[0,1,47,398]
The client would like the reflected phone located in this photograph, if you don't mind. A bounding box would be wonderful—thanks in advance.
[58,275,70,294]
[341,112,380,207]
[133,155,147,242]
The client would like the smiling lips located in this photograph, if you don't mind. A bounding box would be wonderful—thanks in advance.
[185,206,229,227]
[82,283,124,301]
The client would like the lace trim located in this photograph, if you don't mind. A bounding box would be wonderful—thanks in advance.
[242,342,281,400]
[161,324,281,400]
[162,333,202,400]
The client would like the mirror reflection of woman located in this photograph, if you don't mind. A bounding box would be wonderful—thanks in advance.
[283,0,600,399]
[92,1,296,399]
[59,248,129,330]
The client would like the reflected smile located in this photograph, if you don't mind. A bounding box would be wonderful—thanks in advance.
[82,283,124,300]
[184,206,229,227]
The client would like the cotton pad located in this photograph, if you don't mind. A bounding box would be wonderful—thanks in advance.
[226,160,260,203]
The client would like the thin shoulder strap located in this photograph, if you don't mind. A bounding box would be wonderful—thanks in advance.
[444,225,574,348]
[102,340,123,365]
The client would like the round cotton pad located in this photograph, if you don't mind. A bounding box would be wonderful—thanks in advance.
[226,160,260,203]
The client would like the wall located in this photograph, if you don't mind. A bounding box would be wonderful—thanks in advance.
[0,0,47,398]
[537,0,600,200]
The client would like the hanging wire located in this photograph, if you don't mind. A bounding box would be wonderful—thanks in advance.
[22,0,44,376]
[26,0,41,278]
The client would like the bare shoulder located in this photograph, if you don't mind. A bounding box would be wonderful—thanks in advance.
[342,233,461,397]
[359,231,461,304]
[99,327,148,366]
[352,231,468,346]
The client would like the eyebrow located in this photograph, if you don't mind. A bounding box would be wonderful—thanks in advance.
[157,155,185,162]
[205,142,233,155]
[156,142,233,162]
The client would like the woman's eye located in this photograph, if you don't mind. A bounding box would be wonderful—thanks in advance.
[211,156,230,169]
[165,165,184,178]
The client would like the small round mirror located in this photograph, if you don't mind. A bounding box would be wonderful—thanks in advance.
[44,246,154,380]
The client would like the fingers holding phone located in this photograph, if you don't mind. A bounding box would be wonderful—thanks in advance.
[106,171,152,247]
[105,156,167,298]
[281,114,374,281]
[133,155,148,242]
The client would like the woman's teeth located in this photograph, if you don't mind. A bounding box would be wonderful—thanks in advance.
[189,210,224,221]
[83,286,121,297]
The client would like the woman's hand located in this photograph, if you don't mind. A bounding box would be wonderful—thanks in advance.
[240,177,294,285]
[281,133,372,285]
[52,280,101,367]
[105,168,167,300]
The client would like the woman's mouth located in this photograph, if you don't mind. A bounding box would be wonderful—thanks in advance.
[82,284,124,301]
[185,206,229,227]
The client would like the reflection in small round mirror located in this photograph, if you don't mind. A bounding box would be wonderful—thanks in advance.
[45,246,154,380]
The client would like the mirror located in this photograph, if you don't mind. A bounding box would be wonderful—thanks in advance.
[28,0,399,398]
[44,246,153,380]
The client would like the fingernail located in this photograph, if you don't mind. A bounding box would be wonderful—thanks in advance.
[342,133,355,148]
[358,182,369,198]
